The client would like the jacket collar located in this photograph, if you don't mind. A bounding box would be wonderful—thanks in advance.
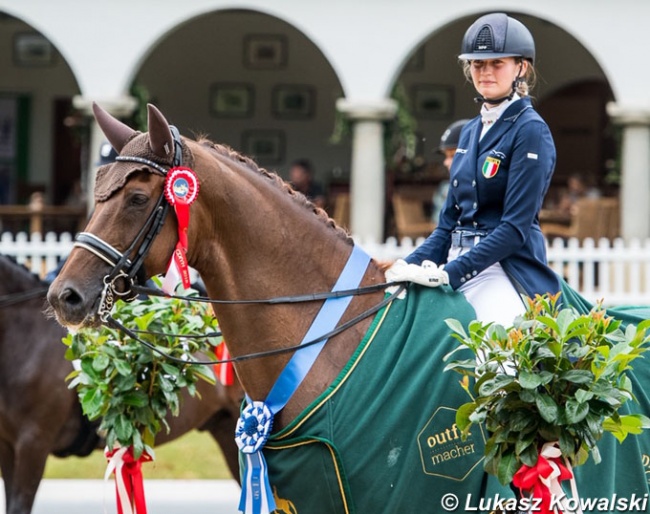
[477,96,533,150]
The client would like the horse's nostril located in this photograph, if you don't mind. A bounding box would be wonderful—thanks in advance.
[60,287,83,307]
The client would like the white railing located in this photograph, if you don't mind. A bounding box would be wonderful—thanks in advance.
[0,232,74,277]
[2,232,650,307]
[357,236,650,307]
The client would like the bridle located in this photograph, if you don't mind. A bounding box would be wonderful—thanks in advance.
[71,125,407,366]
[73,127,183,318]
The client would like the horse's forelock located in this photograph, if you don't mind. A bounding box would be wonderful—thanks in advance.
[94,132,195,203]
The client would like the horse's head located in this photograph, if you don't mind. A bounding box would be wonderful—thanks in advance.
[47,104,184,328]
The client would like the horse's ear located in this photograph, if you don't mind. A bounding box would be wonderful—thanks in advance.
[92,102,137,153]
[147,104,174,159]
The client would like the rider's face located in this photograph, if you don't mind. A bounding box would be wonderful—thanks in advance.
[470,57,526,101]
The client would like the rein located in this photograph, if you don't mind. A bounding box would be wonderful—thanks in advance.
[0,287,49,308]
[104,283,406,366]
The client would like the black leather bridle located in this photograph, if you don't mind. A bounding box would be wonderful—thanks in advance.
[73,126,183,319]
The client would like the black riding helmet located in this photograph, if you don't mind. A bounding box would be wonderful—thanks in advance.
[459,13,535,64]
[438,119,471,152]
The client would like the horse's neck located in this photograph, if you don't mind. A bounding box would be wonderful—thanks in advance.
[0,259,37,294]
[188,151,385,425]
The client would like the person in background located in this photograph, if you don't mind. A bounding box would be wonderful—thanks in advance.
[386,12,560,326]
[555,173,601,219]
[289,158,327,209]
[431,119,470,224]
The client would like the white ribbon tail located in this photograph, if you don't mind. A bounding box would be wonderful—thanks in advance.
[539,442,583,514]
[104,446,134,514]
[162,258,183,294]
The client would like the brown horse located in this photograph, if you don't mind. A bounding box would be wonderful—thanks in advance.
[46,105,650,513]
[0,255,241,514]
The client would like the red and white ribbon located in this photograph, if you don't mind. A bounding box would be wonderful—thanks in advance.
[512,441,582,514]
[104,446,153,514]
[162,167,199,293]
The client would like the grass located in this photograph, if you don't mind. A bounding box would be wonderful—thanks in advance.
[44,430,235,479]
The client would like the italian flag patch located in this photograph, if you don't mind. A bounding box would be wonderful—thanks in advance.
[482,157,500,178]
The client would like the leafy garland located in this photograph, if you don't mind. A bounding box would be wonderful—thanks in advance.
[444,293,650,486]
[63,278,219,459]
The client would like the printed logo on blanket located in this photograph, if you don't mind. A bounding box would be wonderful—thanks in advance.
[417,406,486,480]
[482,156,500,178]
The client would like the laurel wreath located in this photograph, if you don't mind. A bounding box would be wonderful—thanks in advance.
[62,277,219,459]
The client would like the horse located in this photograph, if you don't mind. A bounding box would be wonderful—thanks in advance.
[47,104,650,513]
[0,254,241,514]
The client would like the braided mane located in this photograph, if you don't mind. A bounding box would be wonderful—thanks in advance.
[197,139,352,244]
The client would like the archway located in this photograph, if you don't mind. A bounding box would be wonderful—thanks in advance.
[0,11,82,211]
[129,8,350,215]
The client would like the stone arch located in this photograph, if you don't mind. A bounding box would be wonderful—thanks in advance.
[386,11,617,216]
[0,10,82,213]
[125,8,350,205]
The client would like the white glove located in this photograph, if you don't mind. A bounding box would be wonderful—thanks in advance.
[385,259,449,288]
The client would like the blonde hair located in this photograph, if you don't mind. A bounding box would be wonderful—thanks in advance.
[461,57,537,96]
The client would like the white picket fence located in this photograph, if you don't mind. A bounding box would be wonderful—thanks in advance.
[2,232,650,307]
[359,236,650,307]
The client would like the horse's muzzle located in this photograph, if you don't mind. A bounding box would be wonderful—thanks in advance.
[47,278,102,329]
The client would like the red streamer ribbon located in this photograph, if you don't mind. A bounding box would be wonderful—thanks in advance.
[512,444,574,514]
[105,446,153,514]
[163,167,199,292]
[215,342,235,386]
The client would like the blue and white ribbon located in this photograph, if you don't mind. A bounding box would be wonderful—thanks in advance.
[236,245,371,514]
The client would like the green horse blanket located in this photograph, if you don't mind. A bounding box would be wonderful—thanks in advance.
[261,285,650,513]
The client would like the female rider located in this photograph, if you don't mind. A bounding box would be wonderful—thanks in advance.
[387,13,560,325]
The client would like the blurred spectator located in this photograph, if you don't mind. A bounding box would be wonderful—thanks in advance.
[556,173,601,218]
[289,158,326,209]
[431,119,470,223]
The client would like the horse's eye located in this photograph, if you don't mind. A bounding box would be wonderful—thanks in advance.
[129,193,149,206]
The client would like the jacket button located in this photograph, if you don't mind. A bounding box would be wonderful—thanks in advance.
[457,220,461,225]
[473,221,478,227]
[453,179,458,187]
[472,270,478,276]
[455,204,460,210]
[472,180,476,187]
[473,202,477,209]
[465,273,472,279]
[460,277,466,283]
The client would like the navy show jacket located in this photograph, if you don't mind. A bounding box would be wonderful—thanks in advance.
[405,97,561,299]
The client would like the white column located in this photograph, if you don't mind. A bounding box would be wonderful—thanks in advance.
[72,95,138,211]
[336,99,397,243]
[607,103,650,240]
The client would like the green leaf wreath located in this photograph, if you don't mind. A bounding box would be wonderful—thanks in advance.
[443,292,650,485]
[63,277,220,459]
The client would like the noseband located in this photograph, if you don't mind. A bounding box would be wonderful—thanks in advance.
[73,126,183,318]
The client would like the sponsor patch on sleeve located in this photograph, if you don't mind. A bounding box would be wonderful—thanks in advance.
[527,153,538,160]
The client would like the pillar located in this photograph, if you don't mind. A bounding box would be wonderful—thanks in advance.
[607,102,650,240]
[336,98,397,242]
[72,95,138,211]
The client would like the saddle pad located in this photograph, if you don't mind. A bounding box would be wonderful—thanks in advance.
[264,286,512,513]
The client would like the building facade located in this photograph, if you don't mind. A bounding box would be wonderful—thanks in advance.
[1,0,649,240]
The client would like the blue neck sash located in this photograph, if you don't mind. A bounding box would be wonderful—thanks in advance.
[235,245,371,514]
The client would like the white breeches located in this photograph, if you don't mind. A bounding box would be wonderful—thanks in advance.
[447,247,526,327]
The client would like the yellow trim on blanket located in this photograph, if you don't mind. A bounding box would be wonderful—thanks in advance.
[266,439,350,514]
[275,300,393,440]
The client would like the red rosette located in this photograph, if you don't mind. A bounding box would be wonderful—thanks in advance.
[164,167,199,207]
